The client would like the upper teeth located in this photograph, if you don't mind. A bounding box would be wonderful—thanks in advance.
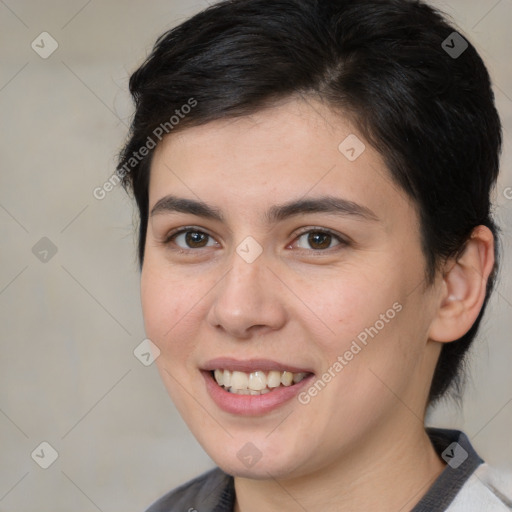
[213,369,308,392]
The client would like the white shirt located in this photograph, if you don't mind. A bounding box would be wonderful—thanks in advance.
[447,462,512,511]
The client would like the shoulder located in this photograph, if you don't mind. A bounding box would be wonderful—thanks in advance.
[144,466,234,512]
[447,463,512,511]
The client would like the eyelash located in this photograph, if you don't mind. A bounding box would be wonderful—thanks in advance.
[161,226,349,255]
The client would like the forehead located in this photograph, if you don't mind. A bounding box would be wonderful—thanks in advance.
[148,98,416,229]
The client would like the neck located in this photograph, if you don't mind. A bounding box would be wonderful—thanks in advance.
[233,418,446,512]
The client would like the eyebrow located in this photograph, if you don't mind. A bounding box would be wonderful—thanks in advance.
[149,194,379,223]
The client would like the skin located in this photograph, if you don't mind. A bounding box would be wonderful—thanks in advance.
[140,96,495,511]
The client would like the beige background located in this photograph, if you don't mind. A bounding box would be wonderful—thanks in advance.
[0,1,511,511]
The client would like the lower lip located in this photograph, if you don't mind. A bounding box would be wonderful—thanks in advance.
[201,370,315,416]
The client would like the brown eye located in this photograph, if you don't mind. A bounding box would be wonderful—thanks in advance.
[167,229,217,250]
[184,231,209,248]
[294,229,344,251]
[307,232,332,249]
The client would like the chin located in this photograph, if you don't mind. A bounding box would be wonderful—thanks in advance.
[199,436,308,480]
[215,457,301,480]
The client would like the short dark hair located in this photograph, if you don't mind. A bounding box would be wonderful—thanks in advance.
[117,0,502,405]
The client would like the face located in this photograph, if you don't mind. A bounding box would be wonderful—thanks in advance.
[141,97,443,480]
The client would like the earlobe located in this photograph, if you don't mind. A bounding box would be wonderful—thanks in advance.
[428,225,495,343]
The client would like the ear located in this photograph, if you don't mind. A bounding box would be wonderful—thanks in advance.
[428,225,495,343]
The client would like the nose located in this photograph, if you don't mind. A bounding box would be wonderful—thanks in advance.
[207,249,287,339]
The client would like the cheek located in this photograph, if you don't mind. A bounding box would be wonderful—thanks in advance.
[303,269,418,406]
[140,263,203,360]
[305,270,401,348]
[317,289,428,419]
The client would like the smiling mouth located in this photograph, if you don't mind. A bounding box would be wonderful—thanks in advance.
[210,369,313,395]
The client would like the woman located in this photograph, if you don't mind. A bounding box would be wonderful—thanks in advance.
[117,0,511,510]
